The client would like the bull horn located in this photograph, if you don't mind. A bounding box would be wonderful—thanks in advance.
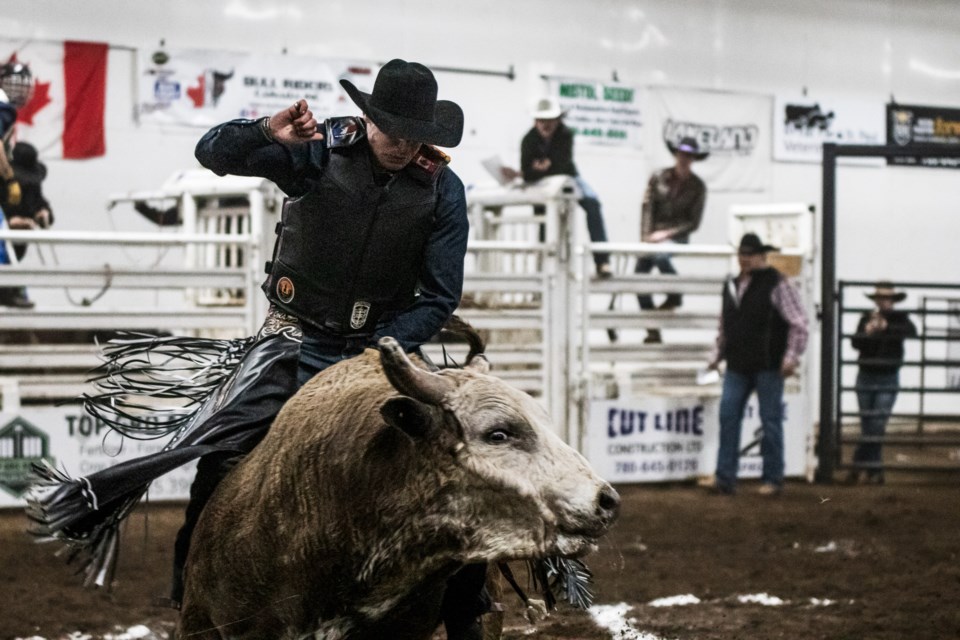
[465,354,490,374]
[378,337,454,405]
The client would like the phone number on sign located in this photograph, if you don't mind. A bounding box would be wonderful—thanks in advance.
[615,458,699,475]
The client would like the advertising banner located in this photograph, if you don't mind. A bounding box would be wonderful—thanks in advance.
[546,77,644,148]
[138,47,378,128]
[887,102,960,169]
[587,393,810,484]
[0,406,194,508]
[646,87,771,192]
[773,94,884,164]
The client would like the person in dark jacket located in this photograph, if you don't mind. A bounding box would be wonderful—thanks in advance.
[706,233,809,495]
[504,97,612,277]
[846,282,917,485]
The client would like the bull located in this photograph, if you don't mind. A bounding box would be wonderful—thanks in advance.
[178,336,619,639]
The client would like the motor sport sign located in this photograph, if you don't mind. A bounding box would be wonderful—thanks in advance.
[138,47,378,128]
[587,392,811,483]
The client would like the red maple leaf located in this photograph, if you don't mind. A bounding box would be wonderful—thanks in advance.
[186,74,205,108]
[16,80,52,125]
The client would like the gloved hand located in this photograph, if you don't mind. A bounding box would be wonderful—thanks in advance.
[5,179,21,206]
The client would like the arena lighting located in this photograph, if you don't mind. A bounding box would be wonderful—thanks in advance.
[908,58,960,81]
[816,142,960,482]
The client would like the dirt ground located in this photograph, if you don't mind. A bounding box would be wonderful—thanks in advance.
[2,475,959,640]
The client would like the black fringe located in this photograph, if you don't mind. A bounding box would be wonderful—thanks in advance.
[82,332,254,440]
[527,556,595,610]
[26,460,144,588]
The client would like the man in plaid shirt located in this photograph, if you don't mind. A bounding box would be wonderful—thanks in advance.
[707,233,809,495]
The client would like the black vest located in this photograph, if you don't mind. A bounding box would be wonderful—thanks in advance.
[262,129,440,335]
[722,267,790,374]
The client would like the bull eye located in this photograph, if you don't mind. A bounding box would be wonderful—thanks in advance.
[485,429,511,444]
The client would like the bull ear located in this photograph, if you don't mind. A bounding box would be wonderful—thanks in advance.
[380,396,439,441]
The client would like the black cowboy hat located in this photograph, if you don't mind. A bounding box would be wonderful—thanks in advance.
[865,281,907,302]
[11,141,46,182]
[666,136,709,161]
[737,232,779,255]
[340,59,464,148]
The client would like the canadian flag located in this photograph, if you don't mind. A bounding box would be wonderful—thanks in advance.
[5,40,108,159]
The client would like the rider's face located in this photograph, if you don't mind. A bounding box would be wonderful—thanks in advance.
[364,116,422,171]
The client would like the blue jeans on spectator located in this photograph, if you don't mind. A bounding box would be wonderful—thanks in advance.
[634,236,688,309]
[853,370,899,476]
[715,369,785,492]
[534,177,610,269]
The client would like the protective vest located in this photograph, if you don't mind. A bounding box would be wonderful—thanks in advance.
[721,267,789,374]
[262,117,448,335]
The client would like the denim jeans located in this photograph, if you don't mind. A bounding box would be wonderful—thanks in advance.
[298,330,375,387]
[715,369,785,491]
[853,369,900,474]
[634,237,688,309]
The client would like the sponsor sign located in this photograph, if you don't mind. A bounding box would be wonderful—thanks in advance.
[138,48,378,128]
[0,406,195,508]
[587,393,810,483]
[546,77,644,148]
[773,94,884,164]
[886,102,960,168]
[646,87,771,192]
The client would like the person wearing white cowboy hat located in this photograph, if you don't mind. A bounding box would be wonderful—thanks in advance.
[109,58,481,632]
[502,97,614,278]
[847,281,917,485]
[635,135,710,344]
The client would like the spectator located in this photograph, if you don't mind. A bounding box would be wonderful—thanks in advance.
[503,98,613,277]
[636,136,708,343]
[0,88,31,308]
[706,233,809,496]
[846,282,917,485]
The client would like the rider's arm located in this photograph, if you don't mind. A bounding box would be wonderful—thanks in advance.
[194,119,326,196]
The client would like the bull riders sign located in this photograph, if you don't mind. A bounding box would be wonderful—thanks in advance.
[887,102,960,169]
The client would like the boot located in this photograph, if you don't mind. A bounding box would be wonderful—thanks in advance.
[643,329,662,344]
[658,294,682,310]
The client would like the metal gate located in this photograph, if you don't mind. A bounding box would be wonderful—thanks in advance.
[835,280,960,476]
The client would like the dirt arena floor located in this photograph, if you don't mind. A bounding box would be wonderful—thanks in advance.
[2,475,959,640]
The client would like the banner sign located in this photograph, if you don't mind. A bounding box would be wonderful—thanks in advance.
[0,406,195,508]
[587,393,810,483]
[138,47,378,128]
[546,77,643,148]
[773,94,884,164]
[887,102,960,169]
[647,87,771,192]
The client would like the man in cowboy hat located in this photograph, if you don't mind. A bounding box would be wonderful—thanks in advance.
[503,97,613,277]
[705,233,809,495]
[635,136,709,343]
[847,281,917,485]
[170,59,479,633]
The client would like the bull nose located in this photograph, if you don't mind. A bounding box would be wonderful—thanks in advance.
[597,484,620,519]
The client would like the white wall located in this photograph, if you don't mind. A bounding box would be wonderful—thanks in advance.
[2,0,960,287]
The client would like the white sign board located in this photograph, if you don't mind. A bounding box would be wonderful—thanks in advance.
[0,406,195,508]
[546,77,644,148]
[138,47,378,128]
[646,87,772,192]
[773,94,884,164]
[587,393,810,483]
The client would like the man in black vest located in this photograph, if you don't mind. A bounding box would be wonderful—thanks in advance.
[188,59,482,635]
[707,233,808,495]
